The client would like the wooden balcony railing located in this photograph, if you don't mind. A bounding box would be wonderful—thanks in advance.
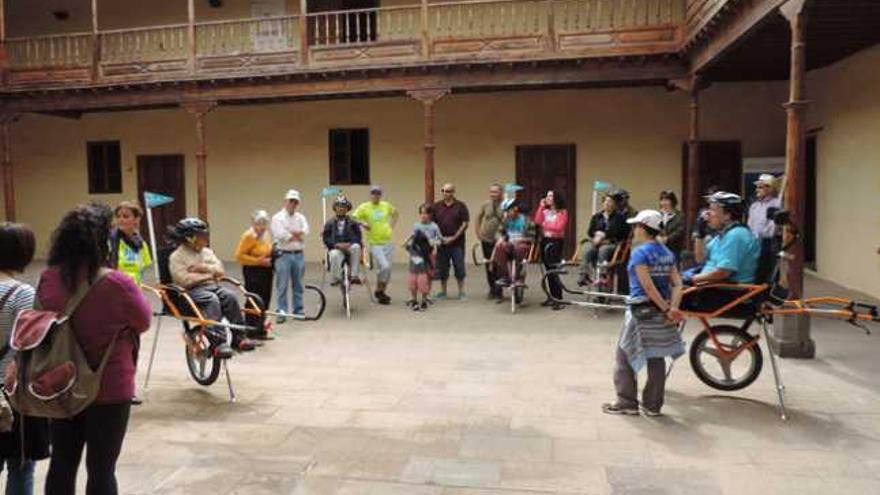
[2,0,685,88]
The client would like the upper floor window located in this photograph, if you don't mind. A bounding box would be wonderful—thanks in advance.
[87,141,122,194]
[329,129,370,185]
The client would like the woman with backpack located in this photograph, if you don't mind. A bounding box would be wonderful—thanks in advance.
[38,204,152,495]
[0,222,50,495]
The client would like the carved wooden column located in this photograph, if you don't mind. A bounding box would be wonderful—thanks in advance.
[1,114,20,221]
[1,0,8,85]
[408,88,449,204]
[90,0,100,82]
[183,101,217,221]
[187,0,196,74]
[299,0,309,65]
[772,0,814,358]
[671,76,705,233]
[420,0,430,59]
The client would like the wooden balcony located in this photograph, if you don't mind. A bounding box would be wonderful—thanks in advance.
[2,0,685,90]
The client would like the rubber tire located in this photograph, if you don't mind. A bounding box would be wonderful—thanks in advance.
[689,325,763,392]
[302,284,327,321]
[185,333,222,386]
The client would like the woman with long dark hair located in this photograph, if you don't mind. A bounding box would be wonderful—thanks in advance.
[534,190,569,310]
[39,204,152,495]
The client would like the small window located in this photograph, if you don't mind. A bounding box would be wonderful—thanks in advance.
[329,129,370,185]
[87,141,122,194]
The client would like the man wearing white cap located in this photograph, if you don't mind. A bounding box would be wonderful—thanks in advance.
[602,209,684,417]
[271,189,310,322]
[748,174,782,283]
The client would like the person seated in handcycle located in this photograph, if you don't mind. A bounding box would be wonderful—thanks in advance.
[577,193,629,286]
[322,196,363,286]
[492,199,536,287]
[680,191,762,314]
[168,218,257,358]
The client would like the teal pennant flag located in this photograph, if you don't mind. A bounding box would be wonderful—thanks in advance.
[321,187,342,198]
[144,191,174,209]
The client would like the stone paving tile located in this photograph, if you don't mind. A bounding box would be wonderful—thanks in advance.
[604,466,721,495]
[400,456,502,488]
[333,480,445,495]
[498,462,607,494]
[459,434,554,463]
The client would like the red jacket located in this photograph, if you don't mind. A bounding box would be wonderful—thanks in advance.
[38,268,152,404]
[534,203,569,239]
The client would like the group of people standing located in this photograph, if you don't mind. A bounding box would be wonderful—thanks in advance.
[1,202,153,495]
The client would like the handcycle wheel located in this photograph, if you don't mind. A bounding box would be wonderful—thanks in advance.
[184,328,222,386]
[690,325,763,391]
[299,284,327,321]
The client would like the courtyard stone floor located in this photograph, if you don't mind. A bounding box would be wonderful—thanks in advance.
[18,263,880,494]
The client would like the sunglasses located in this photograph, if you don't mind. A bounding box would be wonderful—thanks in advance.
[441,189,454,193]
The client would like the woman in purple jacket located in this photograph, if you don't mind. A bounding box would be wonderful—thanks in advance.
[39,204,152,495]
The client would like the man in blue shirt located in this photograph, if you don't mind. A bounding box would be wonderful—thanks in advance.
[685,192,760,285]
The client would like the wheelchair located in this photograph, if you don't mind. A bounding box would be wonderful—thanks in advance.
[141,246,326,401]
[321,246,374,319]
[539,237,630,313]
[679,212,878,420]
[472,240,537,313]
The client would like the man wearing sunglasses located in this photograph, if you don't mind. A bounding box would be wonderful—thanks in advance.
[431,183,470,300]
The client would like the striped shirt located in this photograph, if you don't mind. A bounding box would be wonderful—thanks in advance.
[0,280,36,383]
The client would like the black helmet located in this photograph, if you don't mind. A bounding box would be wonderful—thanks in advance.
[170,217,209,242]
[705,191,745,217]
[610,188,630,202]
[333,195,352,211]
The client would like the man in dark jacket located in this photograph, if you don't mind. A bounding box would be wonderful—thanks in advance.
[578,194,629,286]
[322,196,363,285]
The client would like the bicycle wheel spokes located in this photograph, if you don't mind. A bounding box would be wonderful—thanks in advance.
[690,325,764,391]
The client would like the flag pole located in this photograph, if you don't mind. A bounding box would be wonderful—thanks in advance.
[145,203,161,283]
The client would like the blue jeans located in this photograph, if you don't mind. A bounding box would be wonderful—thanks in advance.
[0,458,35,495]
[275,251,305,315]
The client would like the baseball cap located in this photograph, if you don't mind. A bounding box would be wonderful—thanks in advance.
[285,189,301,201]
[626,209,663,231]
[753,173,777,187]
[369,185,383,194]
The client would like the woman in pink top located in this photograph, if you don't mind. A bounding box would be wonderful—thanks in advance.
[39,204,152,495]
[534,190,569,309]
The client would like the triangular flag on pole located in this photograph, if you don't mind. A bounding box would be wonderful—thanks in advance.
[503,183,524,194]
[321,187,341,198]
[144,191,174,209]
[593,180,613,191]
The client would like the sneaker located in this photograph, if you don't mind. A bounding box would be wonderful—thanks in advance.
[214,343,234,359]
[235,338,257,352]
[601,403,639,416]
[406,299,418,310]
[495,278,511,287]
[411,302,422,312]
[330,280,341,287]
[275,314,287,324]
[540,299,554,307]
[419,301,428,311]
[131,396,143,406]
[350,277,362,285]
[552,303,567,311]
[252,333,275,341]
[434,291,448,300]
[640,406,663,417]
[458,292,468,301]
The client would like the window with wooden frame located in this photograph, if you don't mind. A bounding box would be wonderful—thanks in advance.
[329,129,370,185]
[87,141,122,194]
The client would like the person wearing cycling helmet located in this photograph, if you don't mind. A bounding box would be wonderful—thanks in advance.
[322,196,363,286]
[168,218,256,357]
[611,188,637,219]
[683,192,761,285]
[491,199,536,287]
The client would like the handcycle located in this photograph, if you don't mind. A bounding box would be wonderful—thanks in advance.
[141,247,326,401]
[321,246,374,319]
[472,241,538,313]
[540,239,630,312]
[678,211,877,420]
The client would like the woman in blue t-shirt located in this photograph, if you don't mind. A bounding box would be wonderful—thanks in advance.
[602,210,685,417]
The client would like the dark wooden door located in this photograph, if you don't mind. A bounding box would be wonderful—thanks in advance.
[515,144,577,257]
[137,155,187,249]
[681,140,743,217]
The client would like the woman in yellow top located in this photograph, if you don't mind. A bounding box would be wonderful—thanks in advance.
[110,201,152,285]
[235,210,274,339]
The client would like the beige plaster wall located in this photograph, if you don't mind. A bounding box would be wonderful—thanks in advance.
[806,44,880,297]
[4,82,787,264]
